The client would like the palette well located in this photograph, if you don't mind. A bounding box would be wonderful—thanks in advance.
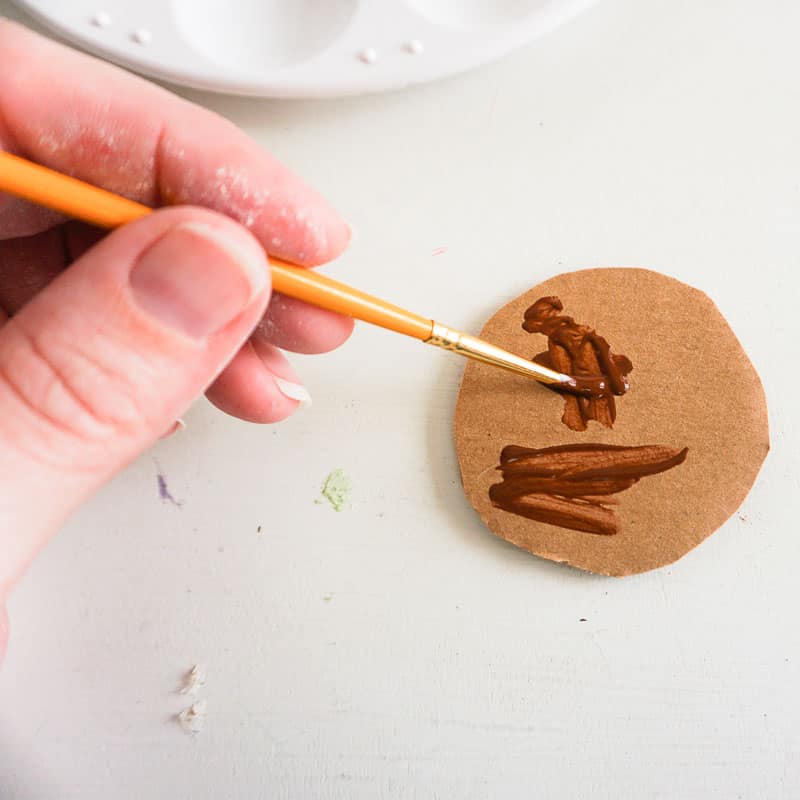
[11,0,596,96]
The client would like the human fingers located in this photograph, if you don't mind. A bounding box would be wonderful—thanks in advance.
[254,293,354,354]
[0,206,270,594]
[0,20,349,269]
[0,227,67,314]
[206,339,311,423]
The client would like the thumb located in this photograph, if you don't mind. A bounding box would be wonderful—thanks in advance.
[0,207,270,592]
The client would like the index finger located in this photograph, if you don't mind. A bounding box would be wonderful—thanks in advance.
[0,20,350,266]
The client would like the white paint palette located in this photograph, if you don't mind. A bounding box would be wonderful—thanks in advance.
[11,0,595,97]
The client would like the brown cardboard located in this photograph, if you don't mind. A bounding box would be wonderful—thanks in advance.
[454,268,770,576]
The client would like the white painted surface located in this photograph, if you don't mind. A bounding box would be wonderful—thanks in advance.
[1,1,799,797]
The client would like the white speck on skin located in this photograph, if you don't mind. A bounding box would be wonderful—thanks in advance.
[161,152,328,261]
[257,300,302,351]
[257,316,276,337]
[358,48,378,65]
[167,159,270,231]
[34,131,61,156]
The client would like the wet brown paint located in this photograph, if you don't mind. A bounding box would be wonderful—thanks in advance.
[489,443,688,535]
[523,296,632,430]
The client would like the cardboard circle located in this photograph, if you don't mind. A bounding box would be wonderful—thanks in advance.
[454,268,769,576]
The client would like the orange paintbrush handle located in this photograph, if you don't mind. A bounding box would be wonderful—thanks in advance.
[0,151,433,340]
[263,262,433,339]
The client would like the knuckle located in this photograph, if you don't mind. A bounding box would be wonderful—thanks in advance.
[0,319,147,470]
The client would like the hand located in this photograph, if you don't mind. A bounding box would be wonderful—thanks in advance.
[0,21,353,657]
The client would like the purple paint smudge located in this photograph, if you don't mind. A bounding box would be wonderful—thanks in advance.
[157,471,182,508]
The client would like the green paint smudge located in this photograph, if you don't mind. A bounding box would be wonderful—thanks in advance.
[321,468,351,512]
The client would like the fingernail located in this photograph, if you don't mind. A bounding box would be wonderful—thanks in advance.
[131,222,267,339]
[274,377,312,408]
[159,418,187,439]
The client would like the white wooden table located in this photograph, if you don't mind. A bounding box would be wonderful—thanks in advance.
[1,2,798,798]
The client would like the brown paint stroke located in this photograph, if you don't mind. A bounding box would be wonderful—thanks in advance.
[489,443,688,535]
[523,296,633,431]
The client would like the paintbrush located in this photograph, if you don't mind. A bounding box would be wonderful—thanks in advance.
[0,151,596,395]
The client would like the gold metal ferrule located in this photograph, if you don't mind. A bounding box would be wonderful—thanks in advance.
[424,322,566,385]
